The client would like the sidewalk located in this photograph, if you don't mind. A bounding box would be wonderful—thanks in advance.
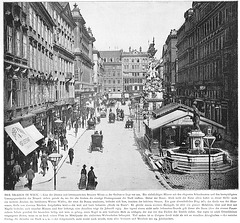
[133,119,172,190]
[15,127,87,189]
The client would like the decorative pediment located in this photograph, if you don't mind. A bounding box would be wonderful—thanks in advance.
[61,3,76,27]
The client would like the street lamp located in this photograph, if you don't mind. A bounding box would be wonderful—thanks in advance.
[54,118,63,153]
[203,127,216,189]
[48,153,62,190]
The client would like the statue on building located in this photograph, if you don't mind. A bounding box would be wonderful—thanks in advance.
[147,37,157,58]
[192,101,201,131]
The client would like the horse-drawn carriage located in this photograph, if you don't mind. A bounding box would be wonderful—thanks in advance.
[109,112,115,123]
[125,119,133,128]
[89,131,103,153]
[116,109,124,121]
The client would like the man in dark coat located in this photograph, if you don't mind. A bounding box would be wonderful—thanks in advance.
[86,166,97,190]
[25,165,35,190]
[68,148,74,165]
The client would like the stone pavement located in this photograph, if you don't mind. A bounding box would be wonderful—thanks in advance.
[15,127,87,189]
[132,115,238,190]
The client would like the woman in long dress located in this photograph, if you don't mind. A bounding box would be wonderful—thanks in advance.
[78,165,87,189]
[86,166,97,190]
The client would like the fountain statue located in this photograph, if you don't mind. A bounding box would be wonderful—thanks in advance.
[192,101,201,131]
[188,101,206,154]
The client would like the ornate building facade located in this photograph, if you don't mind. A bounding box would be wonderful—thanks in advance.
[122,47,148,98]
[3,2,76,177]
[176,2,238,143]
[72,4,95,105]
[99,50,123,97]
[161,29,178,104]
[50,2,76,122]
[93,49,104,95]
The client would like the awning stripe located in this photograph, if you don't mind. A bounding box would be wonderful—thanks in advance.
[4,122,38,156]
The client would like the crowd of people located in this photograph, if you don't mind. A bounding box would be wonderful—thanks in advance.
[6,99,130,190]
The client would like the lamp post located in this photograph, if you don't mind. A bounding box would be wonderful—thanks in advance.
[48,153,62,190]
[54,118,63,153]
[203,127,216,189]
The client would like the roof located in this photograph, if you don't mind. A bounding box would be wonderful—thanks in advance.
[59,2,68,8]
[152,103,190,118]
[144,110,188,129]
[144,110,226,130]
[99,50,122,58]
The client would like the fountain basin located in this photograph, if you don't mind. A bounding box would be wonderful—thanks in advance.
[166,147,232,174]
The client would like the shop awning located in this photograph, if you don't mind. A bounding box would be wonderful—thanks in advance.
[143,110,188,129]
[144,110,226,130]
[24,124,44,142]
[4,122,38,156]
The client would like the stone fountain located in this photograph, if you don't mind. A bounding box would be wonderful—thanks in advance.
[166,102,233,174]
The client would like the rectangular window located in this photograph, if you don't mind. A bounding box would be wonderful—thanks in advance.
[33,11,36,30]
[38,16,41,35]
[22,81,28,106]
[7,26,13,53]
[34,47,37,70]
[29,7,32,27]
[15,80,21,107]
[15,31,21,56]
[29,45,32,67]
[23,35,27,59]
[41,21,44,37]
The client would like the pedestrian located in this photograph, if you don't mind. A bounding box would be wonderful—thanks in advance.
[68,148,74,165]
[63,137,68,151]
[52,140,57,153]
[82,116,85,128]
[40,155,48,176]
[86,166,97,190]
[12,161,22,182]
[74,121,78,137]
[60,134,64,147]
[25,165,35,190]
[6,170,17,190]
[31,151,38,173]
[78,164,87,189]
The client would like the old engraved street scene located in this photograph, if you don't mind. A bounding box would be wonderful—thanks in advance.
[3,1,238,191]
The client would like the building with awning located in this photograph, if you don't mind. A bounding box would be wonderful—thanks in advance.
[4,122,38,156]
[24,124,44,142]
[143,103,226,148]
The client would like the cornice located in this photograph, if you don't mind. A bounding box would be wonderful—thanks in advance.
[53,44,75,60]
[30,2,56,30]
[74,52,94,67]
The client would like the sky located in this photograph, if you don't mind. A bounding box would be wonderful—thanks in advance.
[69,0,193,58]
